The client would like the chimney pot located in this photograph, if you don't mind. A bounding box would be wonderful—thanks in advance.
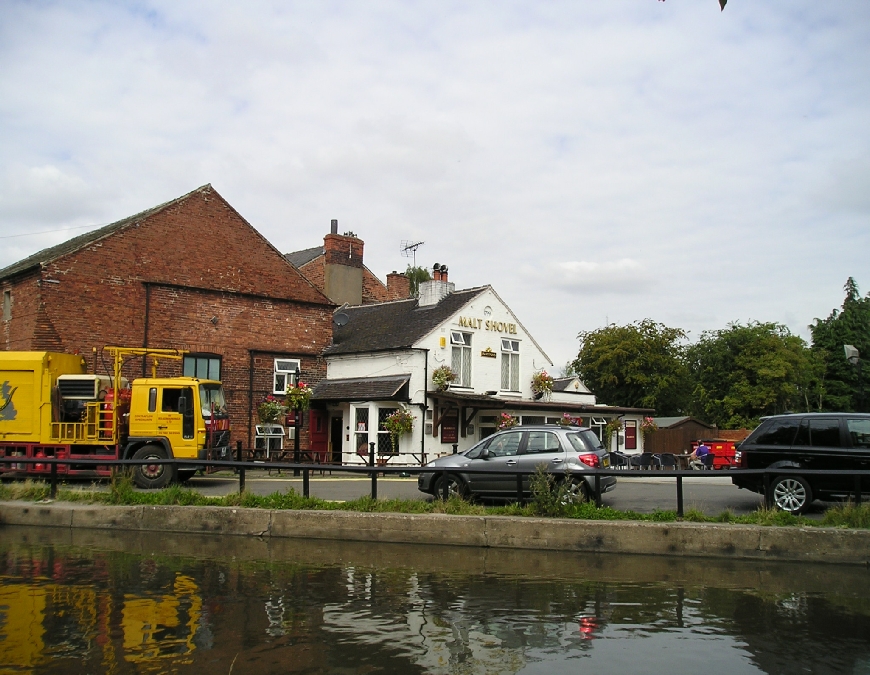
[331,219,338,234]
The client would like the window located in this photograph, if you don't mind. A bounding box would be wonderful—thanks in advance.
[848,419,870,448]
[273,358,300,395]
[521,415,545,425]
[451,332,472,387]
[525,431,561,454]
[378,407,398,455]
[355,408,370,457]
[501,339,520,391]
[589,417,607,442]
[2,290,10,321]
[148,387,157,412]
[162,388,183,412]
[485,431,522,457]
[795,418,842,448]
[753,418,800,446]
[183,354,221,381]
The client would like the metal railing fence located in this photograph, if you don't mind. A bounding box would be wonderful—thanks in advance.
[1,455,867,517]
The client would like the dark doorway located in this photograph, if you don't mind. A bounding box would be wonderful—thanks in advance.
[330,417,344,464]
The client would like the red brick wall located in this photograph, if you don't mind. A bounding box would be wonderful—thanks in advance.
[1,271,46,351]
[1,186,335,449]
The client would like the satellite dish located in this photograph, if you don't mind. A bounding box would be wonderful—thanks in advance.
[334,312,349,326]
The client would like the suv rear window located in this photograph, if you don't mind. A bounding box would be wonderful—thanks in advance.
[751,417,800,445]
[847,419,870,448]
[794,418,842,447]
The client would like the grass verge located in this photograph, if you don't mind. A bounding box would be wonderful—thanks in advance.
[0,473,868,529]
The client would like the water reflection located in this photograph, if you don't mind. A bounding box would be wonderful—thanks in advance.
[0,525,868,674]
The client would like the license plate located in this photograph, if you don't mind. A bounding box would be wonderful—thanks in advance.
[602,455,610,468]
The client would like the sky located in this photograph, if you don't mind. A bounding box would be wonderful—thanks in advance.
[1,1,869,372]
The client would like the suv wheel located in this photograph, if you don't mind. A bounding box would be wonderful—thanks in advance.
[770,475,812,515]
[558,477,590,505]
[434,473,468,500]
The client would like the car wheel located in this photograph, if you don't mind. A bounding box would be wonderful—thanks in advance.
[434,473,468,500]
[770,475,812,515]
[558,477,590,505]
[131,445,175,490]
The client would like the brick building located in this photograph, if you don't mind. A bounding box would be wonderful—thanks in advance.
[285,219,411,305]
[0,185,335,448]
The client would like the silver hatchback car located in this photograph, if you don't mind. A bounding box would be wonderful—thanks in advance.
[417,424,616,501]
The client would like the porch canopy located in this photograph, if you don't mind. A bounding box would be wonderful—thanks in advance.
[427,389,653,439]
[311,374,411,403]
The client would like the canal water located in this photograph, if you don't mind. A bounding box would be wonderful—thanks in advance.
[1,525,869,675]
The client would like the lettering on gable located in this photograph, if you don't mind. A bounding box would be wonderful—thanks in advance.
[458,316,517,335]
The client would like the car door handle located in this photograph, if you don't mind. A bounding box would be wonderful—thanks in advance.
[505,460,517,466]
[551,458,563,463]
[157,425,168,430]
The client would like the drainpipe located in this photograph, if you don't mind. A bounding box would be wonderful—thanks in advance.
[142,283,151,377]
[411,348,429,466]
[248,350,255,450]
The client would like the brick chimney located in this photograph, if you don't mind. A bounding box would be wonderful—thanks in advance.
[418,263,454,306]
[322,220,364,305]
[386,271,411,299]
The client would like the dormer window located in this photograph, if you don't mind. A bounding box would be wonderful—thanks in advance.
[451,332,472,387]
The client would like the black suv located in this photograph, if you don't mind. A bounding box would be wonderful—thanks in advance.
[732,413,870,514]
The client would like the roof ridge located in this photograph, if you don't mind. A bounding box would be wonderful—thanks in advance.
[0,184,213,280]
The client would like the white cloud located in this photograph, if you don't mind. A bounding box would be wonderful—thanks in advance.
[1,0,869,369]
[520,259,652,294]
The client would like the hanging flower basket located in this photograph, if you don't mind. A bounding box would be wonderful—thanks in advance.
[383,408,415,452]
[641,416,658,437]
[531,370,554,400]
[432,365,457,391]
[604,418,623,449]
[496,413,518,431]
[285,381,313,411]
[558,413,583,427]
[257,395,286,423]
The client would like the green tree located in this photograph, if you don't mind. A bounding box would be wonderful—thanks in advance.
[686,322,820,429]
[571,320,690,415]
[809,278,870,412]
[405,265,431,297]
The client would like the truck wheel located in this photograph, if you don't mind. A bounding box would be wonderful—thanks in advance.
[771,475,812,515]
[131,445,174,489]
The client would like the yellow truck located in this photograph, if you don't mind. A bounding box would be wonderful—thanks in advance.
[0,347,230,488]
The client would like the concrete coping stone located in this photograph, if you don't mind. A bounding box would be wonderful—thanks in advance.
[0,501,867,566]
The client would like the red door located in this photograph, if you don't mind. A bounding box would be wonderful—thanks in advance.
[309,410,328,462]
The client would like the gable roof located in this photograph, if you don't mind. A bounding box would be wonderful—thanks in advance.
[0,185,210,281]
[552,377,592,394]
[325,287,489,355]
[653,416,715,429]
[285,246,323,269]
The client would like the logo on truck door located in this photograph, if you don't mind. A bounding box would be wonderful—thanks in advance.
[0,382,17,419]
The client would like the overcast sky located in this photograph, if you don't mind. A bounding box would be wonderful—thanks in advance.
[2,1,868,371]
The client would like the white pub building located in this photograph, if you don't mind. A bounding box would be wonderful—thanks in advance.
[311,271,653,465]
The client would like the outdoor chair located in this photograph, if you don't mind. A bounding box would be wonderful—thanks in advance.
[700,453,715,470]
[639,452,659,470]
[658,453,677,470]
[609,451,630,470]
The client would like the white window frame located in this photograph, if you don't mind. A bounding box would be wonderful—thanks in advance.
[273,358,301,395]
[501,339,520,392]
[451,332,472,388]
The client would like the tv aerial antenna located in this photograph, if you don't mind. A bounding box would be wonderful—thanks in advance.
[400,240,425,267]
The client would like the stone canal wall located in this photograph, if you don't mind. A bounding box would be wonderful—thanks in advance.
[1,501,868,566]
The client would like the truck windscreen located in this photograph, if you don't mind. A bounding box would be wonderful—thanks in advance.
[200,384,228,418]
